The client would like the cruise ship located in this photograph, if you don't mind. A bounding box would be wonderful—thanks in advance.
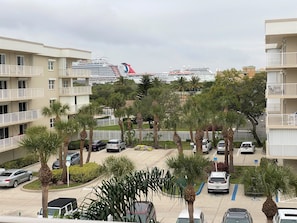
[72,59,215,85]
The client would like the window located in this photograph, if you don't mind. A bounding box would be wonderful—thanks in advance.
[63,80,69,87]
[0,127,8,139]
[49,80,55,89]
[0,80,7,89]
[48,60,54,71]
[17,56,24,66]
[19,124,27,135]
[0,54,5,64]
[50,118,55,128]
[19,102,27,111]
[0,105,8,114]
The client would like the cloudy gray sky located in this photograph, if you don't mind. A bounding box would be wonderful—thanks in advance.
[1,0,296,73]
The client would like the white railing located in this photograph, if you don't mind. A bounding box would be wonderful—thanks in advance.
[0,110,40,126]
[59,86,92,96]
[59,68,91,78]
[267,83,297,96]
[0,88,44,101]
[267,113,297,126]
[97,118,118,126]
[0,135,24,152]
[266,52,297,67]
[0,64,43,77]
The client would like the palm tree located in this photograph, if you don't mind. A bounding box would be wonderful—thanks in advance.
[42,101,70,168]
[54,119,79,183]
[166,154,211,223]
[100,156,135,179]
[259,158,297,223]
[75,112,89,167]
[19,126,62,218]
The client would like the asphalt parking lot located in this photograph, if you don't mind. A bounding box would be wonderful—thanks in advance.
[0,147,296,223]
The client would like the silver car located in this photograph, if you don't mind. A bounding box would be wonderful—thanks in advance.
[0,169,33,188]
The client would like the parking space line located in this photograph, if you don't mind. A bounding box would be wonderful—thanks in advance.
[231,184,238,201]
[196,182,205,195]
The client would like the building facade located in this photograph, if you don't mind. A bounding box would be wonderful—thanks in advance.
[265,18,297,167]
[0,36,92,164]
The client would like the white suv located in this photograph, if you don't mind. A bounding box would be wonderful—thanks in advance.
[273,208,297,223]
[106,139,126,152]
[207,171,230,193]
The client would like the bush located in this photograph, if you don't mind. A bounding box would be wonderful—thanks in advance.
[0,154,39,169]
[52,162,100,184]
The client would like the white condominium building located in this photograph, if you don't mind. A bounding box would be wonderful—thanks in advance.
[0,36,92,164]
[265,18,297,167]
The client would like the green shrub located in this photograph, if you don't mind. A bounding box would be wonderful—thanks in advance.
[0,154,39,169]
[68,140,89,150]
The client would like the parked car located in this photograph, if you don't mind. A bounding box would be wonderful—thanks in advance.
[207,171,230,193]
[217,140,226,154]
[192,139,212,154]
[176,208,205,223]
[239,141,255,154]
[273,208,297,223]
[222,208,253,223]
[37,197,78,218]
[125,201,157,223]
[86,140,107,151]
[106,139,126,152]
[0,169,33,188]
[52,152,80,170]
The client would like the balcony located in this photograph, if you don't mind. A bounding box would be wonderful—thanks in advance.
[0,88,44,102]
[0,135,24,153]
[0,110,41,127]
[267,113,297,127]
[59,68,91,78]
[59,86,92,96]
[0,64,43,77]
[266,83,297,98]
[266,51,297,68]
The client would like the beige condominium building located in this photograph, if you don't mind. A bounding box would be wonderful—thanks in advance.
[0,36,92,164]
[265,18,297,167]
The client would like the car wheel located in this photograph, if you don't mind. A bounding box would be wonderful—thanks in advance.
[28,174,33,181]
[207,189,210,193]
[13,181,18,188]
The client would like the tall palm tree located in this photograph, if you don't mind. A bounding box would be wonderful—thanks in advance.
[75,112,89,167]
[166,154,211,223]
[42,101,70,168]
[19,126,62,218]
[54,119,79,183]
[259,158,297,223]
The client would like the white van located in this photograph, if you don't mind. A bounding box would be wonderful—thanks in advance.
[176,208,205,223]
[37,197,78,218]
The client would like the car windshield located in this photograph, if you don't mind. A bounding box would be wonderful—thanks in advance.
[225,219,250,223]
[242,144,251,147]
[47,208,60,216]
[0,172,12,176]
[210,177,225,182]
[176,218,201,223]
[280,220,297,223]
[108,141,119,144]
[218,143,225,147]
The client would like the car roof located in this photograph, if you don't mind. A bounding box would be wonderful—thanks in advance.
[210,171,227,177]
[226,208,250,218]
[277,208,297,219]
[177,208,202,219]
[241,141,252,144]
[1,169,24,173]
[108,139,121,142]
[48,198,77,208]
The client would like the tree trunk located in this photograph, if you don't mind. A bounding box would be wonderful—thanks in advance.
[118,118,124,142]
[228,128,234,173]
[189,127,194,142]
[262,195,277,223]
[79,129,87,167]
[173,131,183,156]
[39,163,52,218]
[195,129,204,153]
[184,184,196,223]
[86,128,93,163]
[136,112,143,144]
[222,127,229,166]
[250,120,262,146]
[153,114,159,149]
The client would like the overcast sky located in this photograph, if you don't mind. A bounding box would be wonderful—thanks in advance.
[1,0,297,73]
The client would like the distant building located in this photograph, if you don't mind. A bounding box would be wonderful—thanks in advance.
[265,18,297,168]
[0,36,92,164]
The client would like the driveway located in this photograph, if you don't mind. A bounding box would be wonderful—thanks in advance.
[0,147,296,223]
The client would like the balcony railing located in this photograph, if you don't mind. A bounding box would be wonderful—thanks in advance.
[266,83,297,97]
[0,88,44,102]
[266,51,297,68]
[0,135,24,152]
[59,68,91,78]
[267,113,297,127]
[0,64,43,77]
[59,86,92,96]
[0,110,40,127]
